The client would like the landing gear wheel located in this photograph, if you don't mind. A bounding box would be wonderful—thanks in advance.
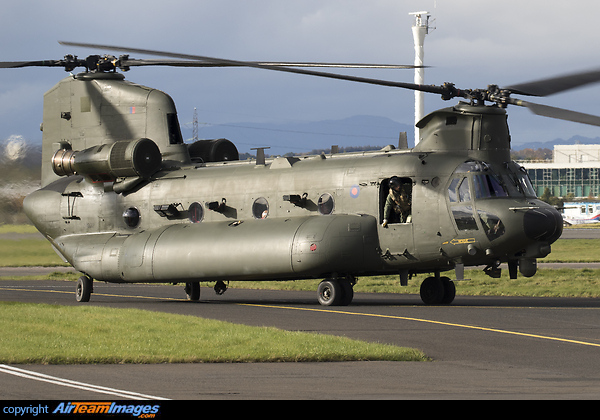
[339,278,354,306]
[420,276,456,305]
[317,278,354,306]
[76,275,93,302]
[420,276,444,305]
[440,276,456,304]
[318,279,342,306]
[184,282,200,301]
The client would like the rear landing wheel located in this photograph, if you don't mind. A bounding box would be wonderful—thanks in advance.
[184,282,200,301]
[76,275,93,302]
[318,279,341,306]
[317,278,354,306]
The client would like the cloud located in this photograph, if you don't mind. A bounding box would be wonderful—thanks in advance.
[1,0,600,147]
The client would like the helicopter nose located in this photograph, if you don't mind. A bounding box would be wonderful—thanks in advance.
[523,207,563,243]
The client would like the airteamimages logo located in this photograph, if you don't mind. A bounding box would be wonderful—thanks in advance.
[52,402,161,417]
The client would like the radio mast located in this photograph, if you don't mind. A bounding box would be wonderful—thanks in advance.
[410,11,434,146]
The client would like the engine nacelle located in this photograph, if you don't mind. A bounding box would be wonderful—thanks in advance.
[52,138,162,182]
[188,138,239,163]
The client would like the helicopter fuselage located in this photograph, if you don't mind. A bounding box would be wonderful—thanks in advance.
[23,73,563,304]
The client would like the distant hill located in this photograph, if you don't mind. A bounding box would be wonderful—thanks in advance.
[189,115,600,155]
[512,135,600,151]
[185,115,414,155]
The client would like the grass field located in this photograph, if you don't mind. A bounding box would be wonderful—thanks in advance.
[0,224,39,234]
[0,302,428,364]
[540,239,600,262]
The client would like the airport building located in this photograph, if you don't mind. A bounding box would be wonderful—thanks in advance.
[521,144,600,198]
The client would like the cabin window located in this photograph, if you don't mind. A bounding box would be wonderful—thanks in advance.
[252,197,269,219]
[318,193,335,215]
[188,202,204,223]
[380,177,412,224]
[123,207,141,228]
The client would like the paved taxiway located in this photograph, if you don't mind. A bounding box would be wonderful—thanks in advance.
[1,279,600,399]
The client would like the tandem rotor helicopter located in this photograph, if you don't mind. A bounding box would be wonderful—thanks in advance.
[4,40,600,306]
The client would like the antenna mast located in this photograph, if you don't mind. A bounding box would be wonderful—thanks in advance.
[410,11,434,146]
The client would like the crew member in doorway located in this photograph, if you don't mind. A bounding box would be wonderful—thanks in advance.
[382,177,411,227]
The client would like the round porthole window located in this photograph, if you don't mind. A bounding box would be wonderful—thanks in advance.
[188,202,204,223]
[123,207,141,228]
[318,193,334,215]
[252,197,269,219]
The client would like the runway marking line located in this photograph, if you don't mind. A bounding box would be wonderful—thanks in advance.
[0,286,180,301]
[3,284,599,349]
[0,364,169,400]
[240,303,600,349]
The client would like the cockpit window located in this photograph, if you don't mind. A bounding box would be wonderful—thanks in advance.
[517,167,537,198]
[454,160,487,173]
[451,160,509,201]
[505,164,537,198]
[473,174,508,199]
[452,205,478,231]
[448,177,471,202]
[478,210,505,241]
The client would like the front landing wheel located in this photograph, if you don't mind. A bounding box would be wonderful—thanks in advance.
[420,276,455,305]
[76,275,93,302]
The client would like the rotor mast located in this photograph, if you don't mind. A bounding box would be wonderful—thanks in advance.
[410,11,434,145]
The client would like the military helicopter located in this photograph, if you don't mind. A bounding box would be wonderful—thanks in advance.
[5,41,600,306]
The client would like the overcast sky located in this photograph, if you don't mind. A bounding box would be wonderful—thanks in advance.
[2,0,600,153]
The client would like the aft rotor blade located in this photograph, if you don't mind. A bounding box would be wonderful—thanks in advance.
[0,60,65,68]
[510,98,600,126]
[506,67,600,97]
[59,41,445,94]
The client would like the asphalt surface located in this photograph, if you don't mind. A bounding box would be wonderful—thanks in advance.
[1,227,599,400]
[1,278,600,399]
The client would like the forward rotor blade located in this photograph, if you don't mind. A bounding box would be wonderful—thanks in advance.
[60,41,442,93]
[122,58,419,69]
[510,98,600,126]
[505,67,600,97]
